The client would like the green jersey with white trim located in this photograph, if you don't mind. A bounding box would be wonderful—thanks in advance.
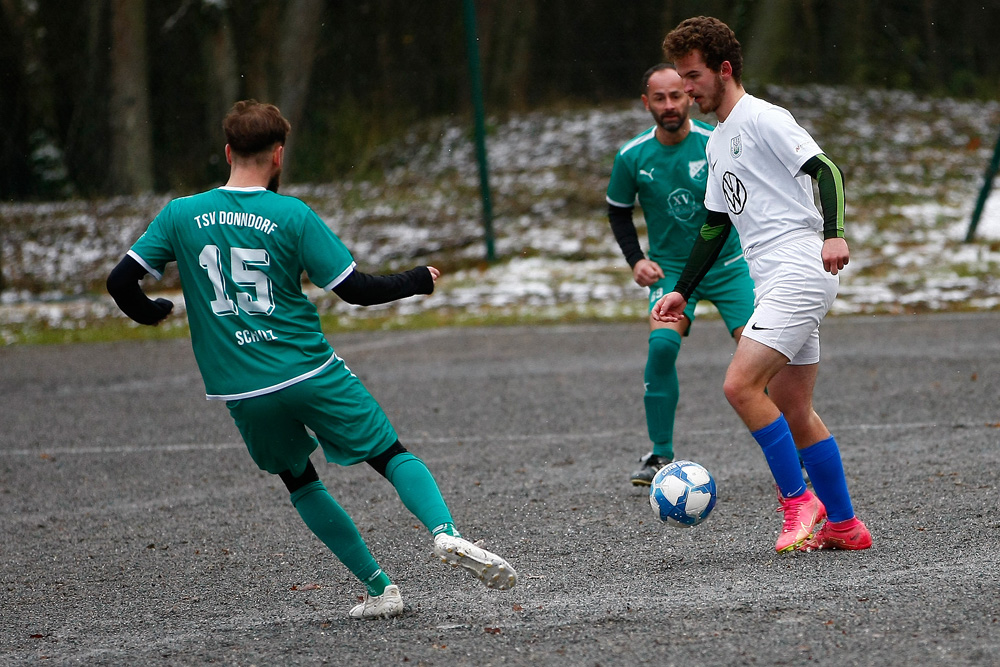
[129,186,355,400]
[606,119,743,269]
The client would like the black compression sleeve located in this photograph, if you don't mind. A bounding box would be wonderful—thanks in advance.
[802,154,845,239]
[672,211,732,301]
[365,440,408,478]
[332,267,434,306]
[106,256,174,325]
[278,459,320,494]
[608,204,645,268]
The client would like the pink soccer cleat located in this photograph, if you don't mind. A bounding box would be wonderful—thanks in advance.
[775,488,826,553]
[799,517,872,552]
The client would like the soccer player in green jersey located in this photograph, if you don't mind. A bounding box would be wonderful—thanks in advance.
[107,100,517,620]
[606,64,755,486]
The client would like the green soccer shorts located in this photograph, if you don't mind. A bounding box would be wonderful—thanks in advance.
[226,354,398,476]
[647,254,756,337]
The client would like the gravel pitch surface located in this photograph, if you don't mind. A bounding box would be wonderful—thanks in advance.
[2,313,999,666]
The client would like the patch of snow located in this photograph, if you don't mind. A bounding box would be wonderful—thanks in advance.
[3,86,1000,341]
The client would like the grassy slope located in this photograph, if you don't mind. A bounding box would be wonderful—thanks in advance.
[3,86,1000,345]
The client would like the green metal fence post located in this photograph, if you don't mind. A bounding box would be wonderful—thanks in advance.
[966,128,1000,242]
[462,0,496,261]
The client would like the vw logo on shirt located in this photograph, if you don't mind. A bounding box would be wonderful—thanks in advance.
[722,171,747,214]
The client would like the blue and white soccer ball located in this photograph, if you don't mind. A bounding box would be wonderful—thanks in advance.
[649,460,717,527]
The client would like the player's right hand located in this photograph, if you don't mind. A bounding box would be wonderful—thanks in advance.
[651,291,687,323]
[633,259,665,287]
[427,266,440,282]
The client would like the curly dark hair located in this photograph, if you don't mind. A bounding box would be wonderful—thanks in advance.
[662,16,743,84]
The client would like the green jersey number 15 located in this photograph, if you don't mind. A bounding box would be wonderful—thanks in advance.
[198,245,275,317]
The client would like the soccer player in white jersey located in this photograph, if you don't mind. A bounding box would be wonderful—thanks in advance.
[606,64,754,486]
[654,17,871,553]
[107,100,517,619]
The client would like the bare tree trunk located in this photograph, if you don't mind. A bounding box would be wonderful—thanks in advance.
[742,0,797,84]
[1,0,65,195]
[922,0,941,84]
[800,0,820,79]
[245,0,282,103]
[374,2,395,108]
[109,0,153,194]
[203,6,239,166]
[836,0,874,86]
[0,0,35,200]
[492,0,535,110]
[277,0,324,181]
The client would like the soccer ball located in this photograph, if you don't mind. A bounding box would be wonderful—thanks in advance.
[649,460,717,527]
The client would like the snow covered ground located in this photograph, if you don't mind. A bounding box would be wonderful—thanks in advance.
[2,85,1000,343]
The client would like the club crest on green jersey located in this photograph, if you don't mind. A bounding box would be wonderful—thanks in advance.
[688,159,707,181]
[668,188,700,221]
[731,134,743,158]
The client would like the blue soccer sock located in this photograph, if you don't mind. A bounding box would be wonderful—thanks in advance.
[799,435,855,522]
[644,328,682,460]
[751,414,807,498]
[289,480,389,595]
[384,453,457,536]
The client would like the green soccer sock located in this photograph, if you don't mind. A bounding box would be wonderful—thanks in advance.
[289,480,391,595]
[384,453,457,536]
[644,328,682,460]
[363,569,393,597]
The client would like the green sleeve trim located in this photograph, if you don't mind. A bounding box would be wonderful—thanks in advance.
[673,210,732,301]
[699,224,726,242]
[804,154,846,239]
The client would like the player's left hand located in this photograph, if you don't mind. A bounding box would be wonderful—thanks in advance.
[427,266,441,282]
[822,238,850,275]
[149,297,174,325]
[651,291,687,323]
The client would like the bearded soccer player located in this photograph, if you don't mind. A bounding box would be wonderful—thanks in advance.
[654,17,871,553]
[606,64,754,486]
[107,100,517,619]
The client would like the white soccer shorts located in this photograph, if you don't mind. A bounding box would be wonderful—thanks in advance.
[742,233,838,365]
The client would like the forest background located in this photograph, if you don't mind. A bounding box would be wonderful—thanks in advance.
[4,0,1000,201]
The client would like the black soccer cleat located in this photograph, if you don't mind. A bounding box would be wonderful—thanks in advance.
[629,452,672,486]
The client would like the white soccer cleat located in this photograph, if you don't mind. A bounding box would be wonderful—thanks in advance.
[348,584,404,620]
[433,533,517,590]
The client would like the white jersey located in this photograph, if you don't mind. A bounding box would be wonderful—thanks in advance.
[704,94,823,256]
